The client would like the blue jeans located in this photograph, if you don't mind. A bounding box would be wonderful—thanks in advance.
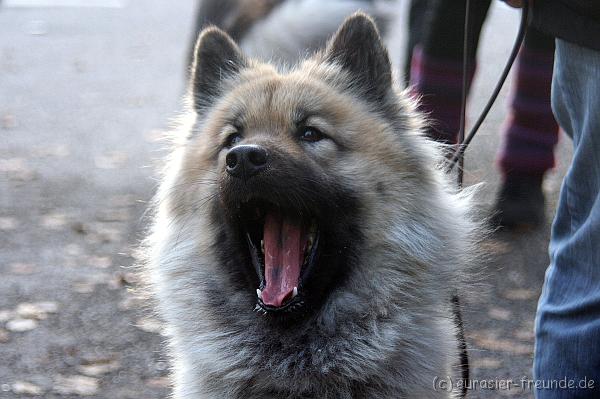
[534,40,600,398]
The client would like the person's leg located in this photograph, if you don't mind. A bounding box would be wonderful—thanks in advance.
[493,26,559,228]
[403,0,431,86]
[409,0,491,144]
[186,0,238,70]
[534,40,600,399]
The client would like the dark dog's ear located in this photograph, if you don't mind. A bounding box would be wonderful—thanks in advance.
[190,27,246,113]
[324,13,392,104]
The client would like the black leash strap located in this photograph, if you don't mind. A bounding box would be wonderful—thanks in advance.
[452,294,470,398]
[447,0,530,187]
[450,2,531,398]
[456,0,471,187]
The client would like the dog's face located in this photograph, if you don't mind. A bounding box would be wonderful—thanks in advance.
[169,14,429,322]
[214,89,364,315]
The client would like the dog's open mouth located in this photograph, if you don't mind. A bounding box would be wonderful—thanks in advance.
[242,200,320,313]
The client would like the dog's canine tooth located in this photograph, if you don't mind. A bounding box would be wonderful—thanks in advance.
[256,288,262,299]
[292,287,298,298]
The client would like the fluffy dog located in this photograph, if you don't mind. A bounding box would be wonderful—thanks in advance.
[141,12,482,399]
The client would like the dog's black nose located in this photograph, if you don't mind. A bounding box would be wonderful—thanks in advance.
[225,145,268,179]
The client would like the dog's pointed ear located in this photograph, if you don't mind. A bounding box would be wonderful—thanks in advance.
[190,27,247,113]
[324,13,392,103]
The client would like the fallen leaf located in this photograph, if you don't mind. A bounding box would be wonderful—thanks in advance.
[0,158,35,181]
[480,238,511,255]
[0,217,18,230]
[514,329,534,341]
[488,307,512,321]
[31,144,70,158]
[12,381,43,395]
[77,364,114,377]
[469,331,532,355]
[77,359,120,377]
[0,329,9,343]
[0,309,15,322]
[65,243,83,257]
[483,338,532,355]
[8,262,36,275]
[1,113,17,129]
[73,273,112,293]
[40,213,68,229]
[471,357,502,369]
[504,289,537,300]
[145,376,170,389]
[53,375,99,396]
[72,281,96,294]
[136,317,163,334]
[15,302,59,320]
[6,318,38,332]
[16,303,48,320]
[37,301,59,313]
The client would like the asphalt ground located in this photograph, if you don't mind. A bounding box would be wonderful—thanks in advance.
[0,1,572,398]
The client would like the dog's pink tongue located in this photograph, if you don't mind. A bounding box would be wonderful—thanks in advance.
[261,212,304,307]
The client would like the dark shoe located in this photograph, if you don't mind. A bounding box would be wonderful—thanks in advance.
[491,175,545,230]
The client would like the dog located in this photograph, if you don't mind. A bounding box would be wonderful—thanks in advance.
[141,12,483,399]
[187,0,393,66]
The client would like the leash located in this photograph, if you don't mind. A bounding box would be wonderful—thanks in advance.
[452,294,470,398]
[447,0,530,187]
[450,2,530,398]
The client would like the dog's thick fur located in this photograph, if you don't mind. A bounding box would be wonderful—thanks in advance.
[141,13,482,399]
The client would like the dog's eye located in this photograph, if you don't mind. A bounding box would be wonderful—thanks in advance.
[298,127,323,142]
[225,132,242,148]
